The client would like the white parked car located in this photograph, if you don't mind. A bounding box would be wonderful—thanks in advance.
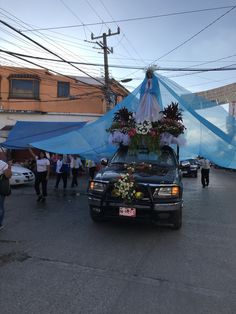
[10,164,35,186]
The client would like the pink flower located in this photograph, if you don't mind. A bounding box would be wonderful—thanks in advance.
[128,128,137,137]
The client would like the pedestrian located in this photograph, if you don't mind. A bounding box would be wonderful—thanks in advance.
[70,155,83,188]
[29,148,50,202]
[86,159,97,180]
[54,154,68,189]
[50,153,59,176]
[0,159,12,230]
[200,157,211,188]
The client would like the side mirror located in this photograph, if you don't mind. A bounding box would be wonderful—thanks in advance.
[101,158,108,166]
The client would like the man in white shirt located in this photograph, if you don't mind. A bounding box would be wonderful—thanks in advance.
[54,154,68,189]
[200,157,211,188]
[0,159,12,229]
[70,155,83,188]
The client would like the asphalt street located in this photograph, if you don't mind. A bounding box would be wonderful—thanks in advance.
[0,169,236,314]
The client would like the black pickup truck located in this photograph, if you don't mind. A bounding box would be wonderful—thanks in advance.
[88,145,183,229]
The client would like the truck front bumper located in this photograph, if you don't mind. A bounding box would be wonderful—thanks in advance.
[88,195,183,221]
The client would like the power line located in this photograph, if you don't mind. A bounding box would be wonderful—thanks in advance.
[159,53,236,77]
[59,0,90,41]
[0,11,102,78]
[98,0,146,67]
[19,6,236,32]
[175,53,236,69]
[0,19,105,87]
[0,8,101,71]
[0,50,105,92]
[2,49,236,72]
[152,6,236,62]
[0,55,102,99]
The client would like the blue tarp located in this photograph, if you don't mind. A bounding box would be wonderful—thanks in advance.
[30,73,236,169]
[30,88,141,160]
[1,121,87,149]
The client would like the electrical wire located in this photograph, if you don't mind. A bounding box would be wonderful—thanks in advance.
[20,5,236,32]
[2,49,236,72]
[152,6,236,62]
[98,0,147,69]
[0,18,105,87]
[59,0,88,41]
[0,51,104,95]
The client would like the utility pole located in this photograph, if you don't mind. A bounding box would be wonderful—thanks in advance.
[91,27,120,111]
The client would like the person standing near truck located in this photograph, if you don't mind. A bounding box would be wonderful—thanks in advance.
[200,157,211,188]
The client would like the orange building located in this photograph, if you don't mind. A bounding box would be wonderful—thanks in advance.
[0,66,129,160]
[0,66,129,115]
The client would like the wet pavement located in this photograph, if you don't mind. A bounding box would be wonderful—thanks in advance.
[0,169,236,314]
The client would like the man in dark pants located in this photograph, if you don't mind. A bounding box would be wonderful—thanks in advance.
[29,149,50,202]
[70,155,83,188]
[87,160,97,180]
[200,158,211,188]
[54,155,68,189]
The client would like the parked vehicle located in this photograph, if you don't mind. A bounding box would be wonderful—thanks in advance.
[180,159,198,177]
[10,164,35,186]
[88,145,183,229]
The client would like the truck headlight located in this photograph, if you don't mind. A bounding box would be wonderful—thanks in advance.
[89,181,106,193]
[153,186,180,198]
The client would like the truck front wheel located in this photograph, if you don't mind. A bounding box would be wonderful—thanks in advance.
[90,207,104,222]
[171,208,182,230]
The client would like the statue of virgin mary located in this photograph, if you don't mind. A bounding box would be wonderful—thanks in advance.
[135,68,163,123]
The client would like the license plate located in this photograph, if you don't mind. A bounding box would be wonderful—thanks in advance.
[119,207,136,217]
[182,171,188,174]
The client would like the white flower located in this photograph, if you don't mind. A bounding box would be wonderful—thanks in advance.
[135,120,152,135]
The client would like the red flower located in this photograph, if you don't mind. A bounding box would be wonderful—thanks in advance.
[150,129,159,137]
[128,128,137,137]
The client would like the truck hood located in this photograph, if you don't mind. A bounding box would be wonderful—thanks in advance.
[95,164,178,185]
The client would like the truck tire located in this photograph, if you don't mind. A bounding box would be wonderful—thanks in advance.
[90,207,104,222]
[171,208,182,230]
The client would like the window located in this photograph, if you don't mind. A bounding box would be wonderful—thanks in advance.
[57,82,70,97]
[9,75,40,99]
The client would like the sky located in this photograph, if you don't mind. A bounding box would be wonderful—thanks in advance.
[0,0,236,94]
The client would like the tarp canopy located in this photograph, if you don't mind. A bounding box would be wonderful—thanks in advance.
[1,121,87,149]
[31,73,236,169]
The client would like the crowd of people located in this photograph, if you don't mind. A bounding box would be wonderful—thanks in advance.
[0,148,103,229]
[27,149,100,203]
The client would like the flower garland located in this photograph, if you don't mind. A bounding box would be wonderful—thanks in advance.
[112,169,136,204]
[107,102,185,152]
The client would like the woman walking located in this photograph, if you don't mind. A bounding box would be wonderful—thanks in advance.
[29,148,50,202]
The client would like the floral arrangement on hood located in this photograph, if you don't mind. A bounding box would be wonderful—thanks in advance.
[111,166,144,204]
[112,172,136,204]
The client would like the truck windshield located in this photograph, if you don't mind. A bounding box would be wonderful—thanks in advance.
[110,147,176,167]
